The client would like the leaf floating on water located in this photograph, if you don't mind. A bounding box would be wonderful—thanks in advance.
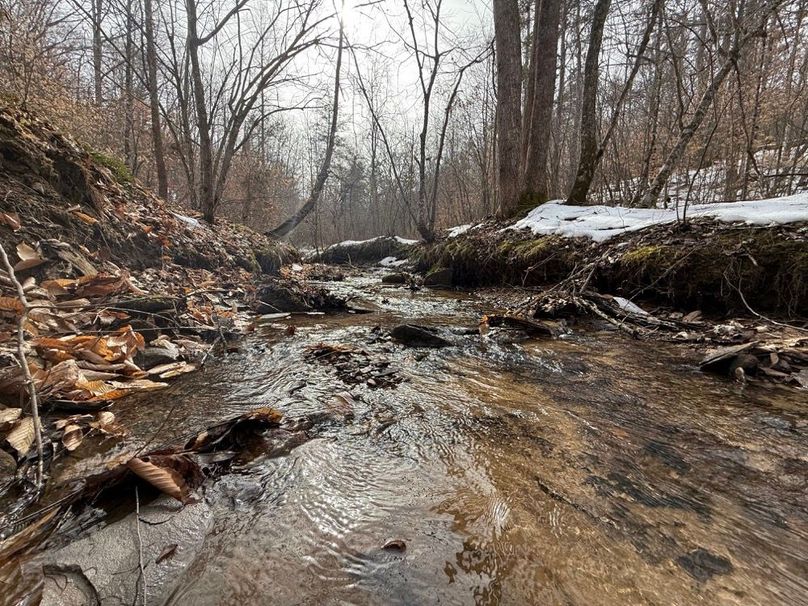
[148,361,197,379]
[128,455,203,503]
[61,424,84,451]
[6,417,34,457]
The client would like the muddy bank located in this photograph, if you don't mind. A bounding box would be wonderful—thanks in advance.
[415,219,807,318]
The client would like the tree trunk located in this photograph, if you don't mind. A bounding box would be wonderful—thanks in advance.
[92,0,104,104]
[493,0,522,217]
[267,19,344,239]
[185,0,216,222]
[522,0,562,204]
[566,0,612,205]
[145,0,169,200]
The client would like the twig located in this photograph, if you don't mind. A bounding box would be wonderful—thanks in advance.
[134,486,146,606]
[0,243,45,490]
[732,280,808,333]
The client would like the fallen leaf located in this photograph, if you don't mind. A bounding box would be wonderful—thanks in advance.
[14,242,45,272]
[148,361,197,379]
[128,455,203,503]
[382,539,407,551]
[0,408,22,426]
[71,210,99,225]
[6,417,34,458]
[62,424,83,451]
[0,297,23,314]
[0,212,21,231]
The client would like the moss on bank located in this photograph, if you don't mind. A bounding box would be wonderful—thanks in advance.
[416,221,807,318]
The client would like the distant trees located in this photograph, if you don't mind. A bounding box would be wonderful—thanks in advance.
[2,0,807,242]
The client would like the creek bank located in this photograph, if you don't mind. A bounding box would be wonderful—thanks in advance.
[0,107,351,550]
[415,218,807,318]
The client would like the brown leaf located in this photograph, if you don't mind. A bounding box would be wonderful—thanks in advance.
[0,296,23,314]
[0,212,21,231]
[128,455,202,503]
[62,424,84,451]
[71,210,99,225]
[0,408,22,427]
[6,417,35,458]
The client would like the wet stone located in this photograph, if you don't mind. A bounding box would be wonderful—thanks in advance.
[423,267,453,287]
[676,548,734,581]
[391,324,451,348]
[382,272,409,285]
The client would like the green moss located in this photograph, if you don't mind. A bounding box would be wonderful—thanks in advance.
[621,244,667,265]
[511,237,559,263]
[89,150,133,184]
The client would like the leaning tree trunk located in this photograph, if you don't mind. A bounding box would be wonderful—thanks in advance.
[267,20,344,239]
[493,0,523,217]
[566,0,612,205]
[522,0,563,205]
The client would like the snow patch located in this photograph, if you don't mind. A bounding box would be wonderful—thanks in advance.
[379,256,408,267]
[448,224,473,238]
[613,297,648,317]
[171,212,202,229]
[326,235,419,250]
[509,194,808,242]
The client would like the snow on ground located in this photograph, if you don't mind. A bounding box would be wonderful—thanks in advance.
[171,212,202,229]
[448,224,473,238]
[508,194,808,242]
[325,235,420,250]
[379,256,409,267]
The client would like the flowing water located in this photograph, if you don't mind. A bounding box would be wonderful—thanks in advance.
[46,272,808,605]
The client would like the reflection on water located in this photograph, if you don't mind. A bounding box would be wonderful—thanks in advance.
[69,272,808,605]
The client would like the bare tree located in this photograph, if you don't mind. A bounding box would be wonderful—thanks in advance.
[641,0,788,207]
[522,0,562,204]
[566,0,611,205]
[493,0,522,217]
[268,12,344,238]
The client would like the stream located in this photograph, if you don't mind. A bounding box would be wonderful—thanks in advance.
[39,270,807,606]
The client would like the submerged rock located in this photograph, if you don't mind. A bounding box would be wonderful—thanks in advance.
[391,324,451,348]
[676,548,734,581]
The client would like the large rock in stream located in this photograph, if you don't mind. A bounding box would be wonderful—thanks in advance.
[391,324,451,348]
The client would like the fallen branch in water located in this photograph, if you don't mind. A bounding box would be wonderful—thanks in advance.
[0,242,44,490]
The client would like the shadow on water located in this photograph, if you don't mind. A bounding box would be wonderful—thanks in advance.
[47,272,808,605]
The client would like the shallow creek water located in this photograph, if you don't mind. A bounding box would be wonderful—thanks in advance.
[45,272,808,605]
